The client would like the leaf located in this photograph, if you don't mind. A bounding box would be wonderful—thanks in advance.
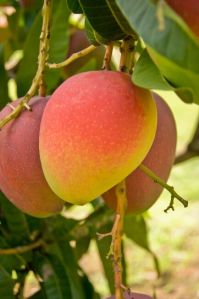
[148,47,199,103]
[33,253,72,299]
[80,273,101,299]
[47,236,86,299]
[15,12,41,97]
[0,267,15,299]
[95,223,114,293]
[0,192,30,244]
[66,0,83,14]
[85,18,109,45]
[106,0,135,35]
[75,235,91,260]
[115,0,199,103]
[79,0,126,41]
[45,0,70,93]
[124,215,149,250]
[133,49,173,91]
[0,45,9,109]
[124,214,160,277]
[16,0,70,96]
[133,49,194,103]
[28,290,47,299]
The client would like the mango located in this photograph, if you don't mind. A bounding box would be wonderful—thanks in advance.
[39,71,157,205]
[103,94,177,214]
[0,97,64,217]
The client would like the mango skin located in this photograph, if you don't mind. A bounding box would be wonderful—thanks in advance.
[166,0,199,37]
[107,292,152,299]
[0,97,64,217]
[39,71,157,205]
[103,94,177,214]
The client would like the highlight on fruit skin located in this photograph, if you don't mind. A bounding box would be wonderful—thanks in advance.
[103,93,177,214]
[39,71,157,205]
[106,291,153,299]
[0,97,64,217]
[166,0,199,37]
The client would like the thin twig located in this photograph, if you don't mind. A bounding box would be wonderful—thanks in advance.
[139,164,188,212]
[119,36,135,74]
[113,180,127,299]
[0,0,51,130]
[102,42,113,70]
[47,45,97,69]
[0,239,44,255]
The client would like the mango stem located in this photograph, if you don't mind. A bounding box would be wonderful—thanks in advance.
[139,163,188,212]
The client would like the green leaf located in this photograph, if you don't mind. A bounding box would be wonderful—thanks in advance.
[0,267,15,299]
[133,49,172,91]
[0,192,30,244]
[33,253,72,299]
[85,18,109,45]
[80,273,101,299]
[96,223,114,293]
[66,0,83,14]
[133,49,194,103]
[79,0,126,41]
[46,236,86,299]
[124,215,149,250]
[106,0,135,35]
[45,0,70,93]
[0,45,9,109]
[16,0,70,97]
[115,0,199,103]
[148,47,199,103]
[75,236,91,260]
[116,0,199,70]
[15,12,41,97]
[124,214,160,277]
[28,290,47,299]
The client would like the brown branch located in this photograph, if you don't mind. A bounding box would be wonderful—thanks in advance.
[47,45,97,69]
[119,36,135,74]
[0,0,51,130]
[0,239,44,255]
[113,180,127,299]
[102,42,113,70]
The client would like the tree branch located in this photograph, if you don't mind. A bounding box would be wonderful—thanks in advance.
[0,239,44,255]
[0,0,51,130]
[139,164,188,212]
[102,42,113,70]
[47,45,97,69]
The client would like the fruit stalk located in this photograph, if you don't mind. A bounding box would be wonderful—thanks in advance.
[102,42,113,70]
[139,163,188,211]
[0,0,51,129]
[47,45,97,69]
[0,239,44,255]
[113,180,127,299]
[113,37,135,299]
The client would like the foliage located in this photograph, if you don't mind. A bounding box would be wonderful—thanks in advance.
[0,0,198,298]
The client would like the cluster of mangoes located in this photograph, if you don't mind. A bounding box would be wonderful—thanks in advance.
[0,70,176,217]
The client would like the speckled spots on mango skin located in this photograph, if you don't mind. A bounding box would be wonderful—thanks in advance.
[39,71,157,204]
